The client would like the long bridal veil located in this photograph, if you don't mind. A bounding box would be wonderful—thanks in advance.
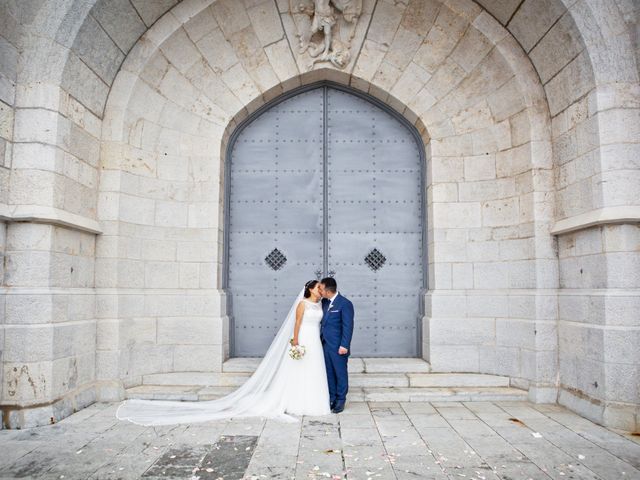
[116,289,305,426]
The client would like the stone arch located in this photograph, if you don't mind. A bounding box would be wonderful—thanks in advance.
[218,70,432,162]
[96,0,557,386]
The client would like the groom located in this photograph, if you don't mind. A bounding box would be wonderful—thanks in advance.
[319,277,354,414]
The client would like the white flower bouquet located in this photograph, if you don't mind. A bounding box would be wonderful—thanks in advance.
[288,339,306,360]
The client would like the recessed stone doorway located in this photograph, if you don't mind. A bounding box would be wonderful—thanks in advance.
[225,83,427,358]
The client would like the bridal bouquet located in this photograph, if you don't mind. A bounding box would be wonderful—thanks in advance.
[288,339,306,360]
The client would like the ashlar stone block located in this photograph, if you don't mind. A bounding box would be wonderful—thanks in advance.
[3,361,52,403]
[472,10,508,44]
[157,317,221,345]
[179,262,200,288]
[71,14,125,85]
[131,0,180,27]
[475,0,521,25]
[451,101,494,135]
[247,1,283,46]
[473,261,509,288]
[174,344,223,371]
[91,0,147,53]
[4,251,54,287]
[390,62,431,106]
[481,197,519,227]
[413,5,468,74]
[529,12,584,84]
[430,344,480,372]
[51,353,95,398]
[265,38,300,83]
[386,26,423,70]
[221,63,261,107]
[61,53,110,117]
[459,177,516,203]
[160,28,202,74]
[4,325,54,363]
[184,5,217,43]
[211,0,252,38]
[463,154,496,181]
[452,262,473,289]
[128,344,174,376]
[508,0,566,53]
[155,200,188,228]
[0,38,19,105]
[120,317,156,348]
[469,294,509,317]
[144,261,180,288]
[450,24,493,73]
[158,67,199,110]
[433,202,481,228]
[467,240,500,262]
[367,0,404,47]
[430,317,496,345]
[544,51,594,117]
[424,59,466,100]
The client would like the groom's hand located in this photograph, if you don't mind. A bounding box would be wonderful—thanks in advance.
[338,346,348,355]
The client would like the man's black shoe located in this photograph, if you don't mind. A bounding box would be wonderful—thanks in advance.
[331,401,345,414]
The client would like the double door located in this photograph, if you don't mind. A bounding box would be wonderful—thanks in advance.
[227,85,424,357]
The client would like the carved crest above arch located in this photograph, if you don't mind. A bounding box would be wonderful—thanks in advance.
[289,0,363,69]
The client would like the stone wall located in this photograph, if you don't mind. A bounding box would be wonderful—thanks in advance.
[0,0,637,430]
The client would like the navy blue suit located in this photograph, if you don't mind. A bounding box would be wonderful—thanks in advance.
[321,293,354,404]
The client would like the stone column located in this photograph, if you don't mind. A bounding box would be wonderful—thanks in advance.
[556,224,640,431]
[2,223,97,428]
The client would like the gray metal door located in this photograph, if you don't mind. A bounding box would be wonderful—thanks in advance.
[326,89,423,356]
[227,85,424,357]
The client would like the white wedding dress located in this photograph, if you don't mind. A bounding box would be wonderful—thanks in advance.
[116,290,330,426]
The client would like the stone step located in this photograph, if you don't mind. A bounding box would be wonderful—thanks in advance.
[356,387,527,402]
[142,372,251,386]
[222,357,432,374]
[126,385,527,402]
[408,373,510,388]
[126,385,237,401]
[142,371,510,388]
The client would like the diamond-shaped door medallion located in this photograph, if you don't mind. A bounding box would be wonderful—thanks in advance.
[265,248,287,271]
[365,248,386,271]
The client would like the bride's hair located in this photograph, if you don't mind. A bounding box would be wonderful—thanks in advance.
[303,280,319,298]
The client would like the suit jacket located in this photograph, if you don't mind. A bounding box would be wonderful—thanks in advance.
[321,293,354,351]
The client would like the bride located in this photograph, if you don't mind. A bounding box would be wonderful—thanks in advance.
[116,280,331,425]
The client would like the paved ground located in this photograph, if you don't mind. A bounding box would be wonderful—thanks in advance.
[0,401,638,480]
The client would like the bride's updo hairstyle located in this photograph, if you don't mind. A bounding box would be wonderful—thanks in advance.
[304,280,319,298]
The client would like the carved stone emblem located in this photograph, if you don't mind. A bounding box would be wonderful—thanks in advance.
[289,0,363,69]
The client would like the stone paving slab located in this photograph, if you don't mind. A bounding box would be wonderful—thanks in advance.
[0,401,638,480]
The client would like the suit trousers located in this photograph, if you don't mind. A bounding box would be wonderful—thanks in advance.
[322,341,349,403]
